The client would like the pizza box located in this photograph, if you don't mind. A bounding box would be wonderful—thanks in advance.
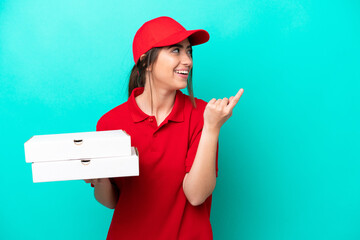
[30,147,139,183]
[24,130,131,163]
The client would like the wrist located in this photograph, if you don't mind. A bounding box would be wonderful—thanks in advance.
[203,124,221,136]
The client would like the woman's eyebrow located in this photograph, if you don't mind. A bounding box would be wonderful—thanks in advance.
[167,44,192,49]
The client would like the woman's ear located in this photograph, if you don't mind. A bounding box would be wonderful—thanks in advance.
[140,54,146,62]
[140,54,150,70]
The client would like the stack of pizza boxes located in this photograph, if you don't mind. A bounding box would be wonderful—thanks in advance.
[24,130,139,183]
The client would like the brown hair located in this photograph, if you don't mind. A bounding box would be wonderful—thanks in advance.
[128,47,196,107]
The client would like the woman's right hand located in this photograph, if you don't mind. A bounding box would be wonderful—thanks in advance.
[84,178,110,187]
[84,178,118,209]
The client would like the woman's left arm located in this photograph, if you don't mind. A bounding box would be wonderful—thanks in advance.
[183,88,244,206]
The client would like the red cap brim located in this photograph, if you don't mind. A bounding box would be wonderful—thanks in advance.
[153,29,210,48]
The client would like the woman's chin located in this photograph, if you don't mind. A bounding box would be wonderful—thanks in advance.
[175,83,188,90]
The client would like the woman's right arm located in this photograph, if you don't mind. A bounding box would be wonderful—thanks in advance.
[84,178,119,209]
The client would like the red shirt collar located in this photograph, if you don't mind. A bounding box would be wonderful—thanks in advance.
[128,87,184,123]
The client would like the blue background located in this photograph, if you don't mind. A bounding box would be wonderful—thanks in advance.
[1,0,359,239]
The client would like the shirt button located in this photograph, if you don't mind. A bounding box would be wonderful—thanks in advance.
[148,118,153,122]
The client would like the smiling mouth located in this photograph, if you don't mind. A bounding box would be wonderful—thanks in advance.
[174,70,189,76]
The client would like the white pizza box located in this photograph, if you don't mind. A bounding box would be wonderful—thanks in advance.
[31,147,139,183]
[24,130,131,163]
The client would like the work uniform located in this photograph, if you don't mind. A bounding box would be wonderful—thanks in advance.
[96,87,218,240]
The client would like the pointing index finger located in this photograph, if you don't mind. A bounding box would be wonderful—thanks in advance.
[226,88,244,110]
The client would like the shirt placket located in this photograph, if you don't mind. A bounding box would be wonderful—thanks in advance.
[146,116,158,152]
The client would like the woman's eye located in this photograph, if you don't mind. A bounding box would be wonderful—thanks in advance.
[172,48,180,53]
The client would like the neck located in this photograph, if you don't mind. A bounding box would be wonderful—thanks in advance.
[136,84,176,118]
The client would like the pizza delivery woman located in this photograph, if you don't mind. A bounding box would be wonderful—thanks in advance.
[85,16,244,239]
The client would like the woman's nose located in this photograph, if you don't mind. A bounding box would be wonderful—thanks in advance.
[181,52,192,66]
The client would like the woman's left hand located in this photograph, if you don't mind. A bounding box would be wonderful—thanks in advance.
[203,88,244,131]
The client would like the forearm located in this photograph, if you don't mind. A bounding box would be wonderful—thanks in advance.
[93,179,119,209]
[183,125,219,206]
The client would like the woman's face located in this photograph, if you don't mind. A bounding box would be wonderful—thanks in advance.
[149,38,193,91]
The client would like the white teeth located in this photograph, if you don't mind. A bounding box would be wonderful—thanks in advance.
[175,70,189,74]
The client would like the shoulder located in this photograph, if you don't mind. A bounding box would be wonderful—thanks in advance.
[180,92,208,126]
[96,101,129,131]
[181,92,207,114]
